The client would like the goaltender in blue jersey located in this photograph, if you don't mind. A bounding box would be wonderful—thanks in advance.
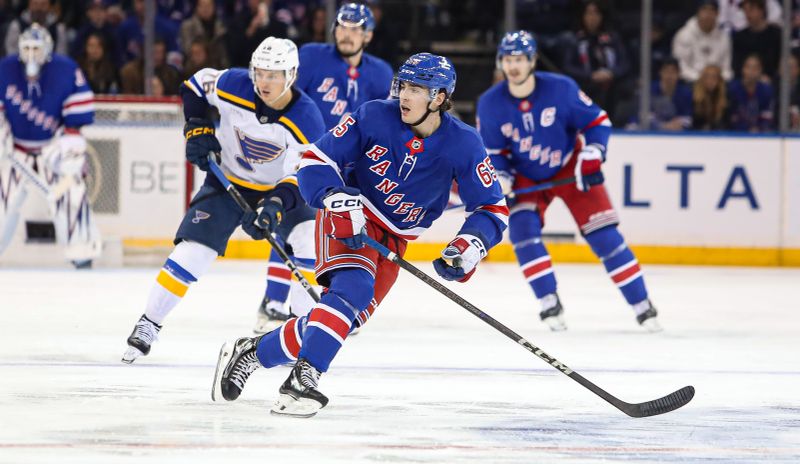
[211,53,508,418]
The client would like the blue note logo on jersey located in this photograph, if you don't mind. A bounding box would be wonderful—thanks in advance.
[234,126,285,171]
[192,210,211,223]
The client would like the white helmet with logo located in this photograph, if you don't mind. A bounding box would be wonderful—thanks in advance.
[249,37,299,103]
[18,23,54,79]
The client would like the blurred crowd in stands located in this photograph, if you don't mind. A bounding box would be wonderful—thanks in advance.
[2,0,800,132]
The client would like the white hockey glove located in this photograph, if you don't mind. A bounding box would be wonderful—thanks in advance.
[496,170,514,196]
[323,186,367,249]
[432,234,487,283]
[574,144,605,192]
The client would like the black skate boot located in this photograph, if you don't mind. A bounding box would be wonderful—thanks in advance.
[253,296,292,334]
[635,300,662,333]
[271,358,329,418]
[211,337,261,401]
[121,315,162,364]
[539,293,567,331]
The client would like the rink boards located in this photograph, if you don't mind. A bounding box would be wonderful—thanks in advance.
[3,121,800,266]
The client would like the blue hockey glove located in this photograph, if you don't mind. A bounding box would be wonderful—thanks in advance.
[184,118,221,171]
[432,234,487,283]
[322,186,366,249]
[242,197,284,240]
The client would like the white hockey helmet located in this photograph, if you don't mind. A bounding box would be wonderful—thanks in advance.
[249,37,299,102]
[18,23,53,79]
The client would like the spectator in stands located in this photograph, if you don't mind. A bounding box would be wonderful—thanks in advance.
[786,52,800,130]
[182,38,216,79]
[692,64,730,130]
[179,0,228,69]
[673,0,733,82]
[71,0,120,65]
[732,0,782,80]
[365,0,398,65]
[226,0,289,68]
[718,0,782,31]
[0,0,10,58]
[728,54,775,131]
[120,38,181,95]
[299,6,326,45]
[562,0,630,115]
[650,58,694,131]
[4,0,68,56]
[117,0,181,67]
[78,32,119,94]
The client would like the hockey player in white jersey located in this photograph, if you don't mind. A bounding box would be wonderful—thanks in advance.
[122,37,326,363]
[0,24,100,268]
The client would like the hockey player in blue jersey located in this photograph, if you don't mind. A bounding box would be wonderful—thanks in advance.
[477,31,661,332]
[256,2,395,330]
[211,53,509,417]
[0,24,100,269]
[121,37,326,364]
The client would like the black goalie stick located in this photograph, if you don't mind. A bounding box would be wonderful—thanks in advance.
[207,154,320,302]
[362,234,694,418]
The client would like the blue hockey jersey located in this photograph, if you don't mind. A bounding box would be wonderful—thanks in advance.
[295,43,394,130]
[0,54,94,152]
[476,72,611,182]
[298,99,508,246]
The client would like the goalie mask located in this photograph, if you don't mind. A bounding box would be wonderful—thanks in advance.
[18,24,53,79]
[249,37,299,105]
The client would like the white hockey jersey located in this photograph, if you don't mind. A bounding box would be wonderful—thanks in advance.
[183,68,326,191]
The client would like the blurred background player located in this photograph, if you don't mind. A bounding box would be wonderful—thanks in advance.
[121,37,325,364]
[255,2,395,330]
[477,31,661,332]
[210,53,509,418]
[0,24,100,269]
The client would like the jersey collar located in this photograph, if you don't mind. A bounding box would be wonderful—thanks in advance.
[254,87,301,124]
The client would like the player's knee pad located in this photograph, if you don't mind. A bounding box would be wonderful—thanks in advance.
[585,225,625,259]
[326,268,375,313]
[509,209,543,245]
[285,219,315,261]
[169,240,219,280]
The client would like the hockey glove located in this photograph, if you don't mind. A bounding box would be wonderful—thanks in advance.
[433,234,487,283]
[496,169,515,196]
[574,144,605,192]
[322,186,366,249]
[242,197,284,240]
[184,118,221,171]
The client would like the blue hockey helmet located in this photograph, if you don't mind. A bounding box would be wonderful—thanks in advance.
[496,30,537,67]
[392,52,457,101]
[335,3,375,32]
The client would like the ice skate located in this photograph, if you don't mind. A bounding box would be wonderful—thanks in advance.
[121,315,162,363]
[253,296,292,334]
[539,293,567,331]
[271,358,329,418]
[636,303,662,333]
[211,337,261,401]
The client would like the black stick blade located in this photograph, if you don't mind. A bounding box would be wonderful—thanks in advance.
[623,386,695,418]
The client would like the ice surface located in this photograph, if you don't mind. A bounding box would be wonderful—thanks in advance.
[1,261,798,463]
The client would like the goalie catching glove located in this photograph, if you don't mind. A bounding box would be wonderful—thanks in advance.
[184,118,221,171]
[322,186,366,249]
[241,196,284,240]
[433,234,487,283]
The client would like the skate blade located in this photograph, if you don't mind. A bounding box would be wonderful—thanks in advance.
[121,347,143,364]
[641,317,663,333]
[270,393,324,418]
[211,341,234,402]
[542,315,567,332]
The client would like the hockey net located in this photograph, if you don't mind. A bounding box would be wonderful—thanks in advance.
[0,96,195,267]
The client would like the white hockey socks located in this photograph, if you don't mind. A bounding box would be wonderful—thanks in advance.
[144,240,217,324]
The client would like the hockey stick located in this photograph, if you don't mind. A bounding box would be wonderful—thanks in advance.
[446,176,577,211]
[361,234,694,417]
[207,154,320,302]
